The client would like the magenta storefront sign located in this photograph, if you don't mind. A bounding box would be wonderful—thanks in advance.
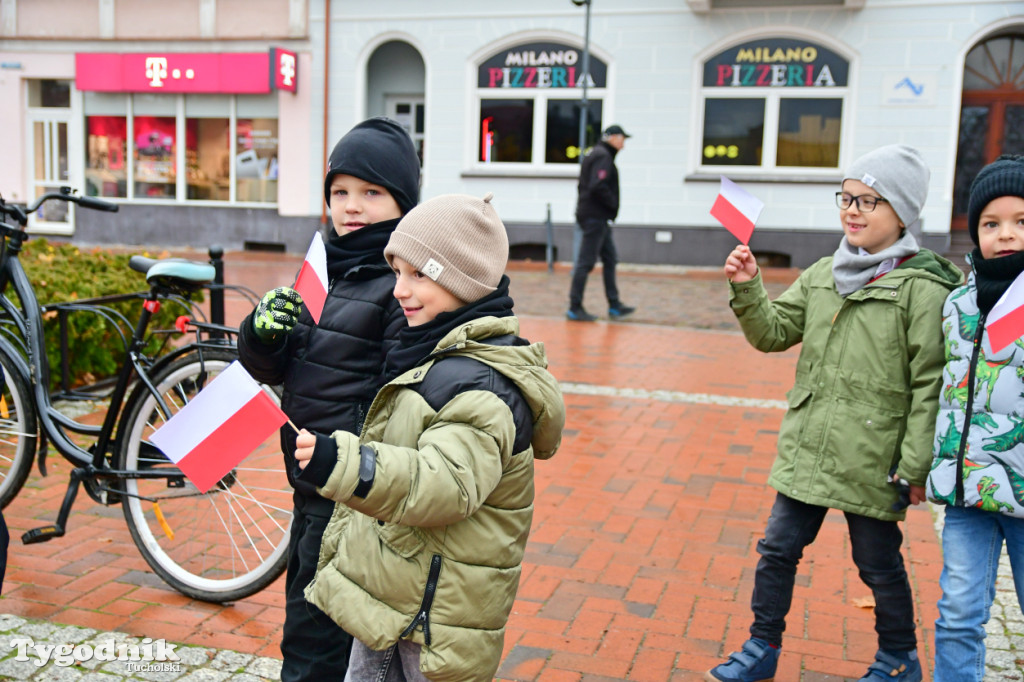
[75,52,283,94]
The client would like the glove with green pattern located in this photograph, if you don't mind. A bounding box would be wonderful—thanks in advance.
[252,287,304,344]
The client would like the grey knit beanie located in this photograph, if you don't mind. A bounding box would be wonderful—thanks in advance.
[843,144,930,228]
[384,192,509,303]
[968,155,1024,246]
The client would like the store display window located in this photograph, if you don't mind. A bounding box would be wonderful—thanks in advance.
[133,117,176,199]
[81,93,278,205]
[699,37,849,173]
[85,116,128,198]
[186,118,230,201]
[236,118,278,204]
[474,40,608,169]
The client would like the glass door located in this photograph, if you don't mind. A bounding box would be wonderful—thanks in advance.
[26,80,75,234]
[386,96,425,166]
[952,35,1024,230]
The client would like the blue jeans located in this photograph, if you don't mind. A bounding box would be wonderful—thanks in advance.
[934,506,1024,682]
[344,639,429,682]
[751,493,917,651]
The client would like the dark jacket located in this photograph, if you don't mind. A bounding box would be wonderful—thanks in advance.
[237,223,405,511]
[575,140,620,223]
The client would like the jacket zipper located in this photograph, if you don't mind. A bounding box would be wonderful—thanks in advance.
[400,553,442,646]
[954,314,986,507]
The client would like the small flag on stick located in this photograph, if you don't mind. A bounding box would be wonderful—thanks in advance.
[710,176,765,245]
[149,362,288,493]
[986,269,1024,353]
[294,233,329,324]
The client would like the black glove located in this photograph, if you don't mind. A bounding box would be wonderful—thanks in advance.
[252,287,303,344]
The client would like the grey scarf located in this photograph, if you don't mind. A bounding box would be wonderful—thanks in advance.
[831,231,920,297]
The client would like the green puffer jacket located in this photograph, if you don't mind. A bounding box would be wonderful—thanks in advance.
[305,316,564,681]
[729,250,963,520]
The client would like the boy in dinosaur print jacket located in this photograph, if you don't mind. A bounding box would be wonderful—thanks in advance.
[928,155,1024,681]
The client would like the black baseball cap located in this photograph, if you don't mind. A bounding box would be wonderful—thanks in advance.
[603,124,631,138]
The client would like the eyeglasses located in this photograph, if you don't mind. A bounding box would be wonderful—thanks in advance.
[836,192,889,213]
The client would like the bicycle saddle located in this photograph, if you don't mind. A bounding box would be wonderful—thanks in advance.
[129,256,215,290]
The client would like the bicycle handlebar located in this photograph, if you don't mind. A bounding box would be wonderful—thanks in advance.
[0,187,118,227]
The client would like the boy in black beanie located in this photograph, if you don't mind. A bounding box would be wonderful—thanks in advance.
[236,116,420,682]
[927,154,1024,681]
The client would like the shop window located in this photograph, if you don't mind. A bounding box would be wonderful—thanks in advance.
[699,37,849,173]
[134,117,176,199]
[85,116,128,198]
[81,93,278,205]
[236,118,278,204]
[474,40,607,170]
[186,118,230,201]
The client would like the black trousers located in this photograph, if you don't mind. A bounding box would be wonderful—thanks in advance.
[280,503,353,682]
[568,218,620,310]
[750,492,917,651]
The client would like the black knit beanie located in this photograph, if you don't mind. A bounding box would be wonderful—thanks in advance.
[968,154,1024,246]
[323,117,421,214]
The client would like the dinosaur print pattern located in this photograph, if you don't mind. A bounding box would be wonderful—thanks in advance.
[929,273,1024,519]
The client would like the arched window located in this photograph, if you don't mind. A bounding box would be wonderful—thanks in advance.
[698,37,850,173]
[473,41,608,170]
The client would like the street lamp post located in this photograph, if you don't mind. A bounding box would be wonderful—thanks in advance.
[573,0,591,164]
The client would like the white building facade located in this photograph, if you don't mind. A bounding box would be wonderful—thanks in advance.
[2,0,1023,266]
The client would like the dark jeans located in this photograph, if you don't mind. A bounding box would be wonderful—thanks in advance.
[751,493,917,651]
[281,503,353,682]
[568,218,620,310]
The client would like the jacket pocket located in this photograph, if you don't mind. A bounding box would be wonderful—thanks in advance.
[821,395,906,487]
[376,522,427,559]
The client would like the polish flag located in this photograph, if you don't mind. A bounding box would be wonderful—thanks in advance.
[986,269,1024,353]
[149,362,288,493]
[294,233,329,324]
[710,176,765,245]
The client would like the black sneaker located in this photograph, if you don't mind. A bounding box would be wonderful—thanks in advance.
[608,303,636,319]
[566,307,597,322]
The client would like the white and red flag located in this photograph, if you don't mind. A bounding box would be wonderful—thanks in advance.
[149,361,288,493]
[294,233,329,324]
[986,269,1024,353]
[710,176,765,245]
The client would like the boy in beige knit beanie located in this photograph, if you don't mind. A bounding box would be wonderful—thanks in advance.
[294,193,565,682]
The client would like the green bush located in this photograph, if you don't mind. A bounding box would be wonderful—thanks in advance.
[12,239,203,390]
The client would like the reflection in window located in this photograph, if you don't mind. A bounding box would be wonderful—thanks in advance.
[479,100,533,163]
[186,118,230,201]
[134,117,176,199]
[85,117,128,198]
[702,99,764,166]
[236,119,279,203]
[545,99,602,163]
[776,99,841,167]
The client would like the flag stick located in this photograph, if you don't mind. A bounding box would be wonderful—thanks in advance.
[287,418,300,434]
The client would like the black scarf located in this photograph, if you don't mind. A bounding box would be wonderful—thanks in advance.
[324,218,400,281]
[973,247,1024,315]
[385,275,515,378]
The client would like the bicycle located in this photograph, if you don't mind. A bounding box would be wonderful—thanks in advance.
[0,187,292,603]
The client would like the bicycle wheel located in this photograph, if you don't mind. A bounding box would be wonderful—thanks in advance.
[116,348,291,602]
[0,348,37,508]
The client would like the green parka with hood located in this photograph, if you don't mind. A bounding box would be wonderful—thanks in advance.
[304,315,564,681]
[728,250,963,521]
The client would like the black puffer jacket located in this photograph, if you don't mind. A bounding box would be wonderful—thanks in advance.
[575,140,620,223]
[237,220,404,510]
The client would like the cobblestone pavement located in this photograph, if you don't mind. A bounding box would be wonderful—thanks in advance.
[0,252,1019,681]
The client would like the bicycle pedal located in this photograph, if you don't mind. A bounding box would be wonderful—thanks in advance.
[22,525,65,544]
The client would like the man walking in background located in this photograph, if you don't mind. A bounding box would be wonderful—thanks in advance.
[567,124,636,322]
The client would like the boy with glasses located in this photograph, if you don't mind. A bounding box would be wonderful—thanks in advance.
[709,145,963,682]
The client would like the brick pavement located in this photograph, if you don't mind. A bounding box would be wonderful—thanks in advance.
[0,251,1019,681]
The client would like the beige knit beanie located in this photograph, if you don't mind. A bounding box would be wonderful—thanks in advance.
[384,192,509,303]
